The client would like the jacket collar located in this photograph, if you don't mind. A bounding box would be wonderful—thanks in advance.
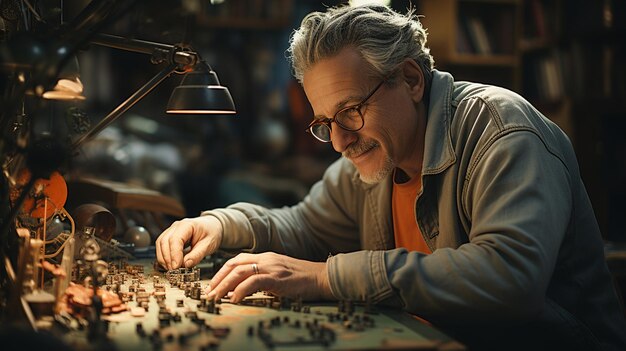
[422,70,456,176]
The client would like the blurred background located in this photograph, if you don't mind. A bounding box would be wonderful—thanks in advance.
[4,0,623,243]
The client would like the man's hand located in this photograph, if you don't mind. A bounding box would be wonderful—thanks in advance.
[206,252,333,303]
[155,216,223,270]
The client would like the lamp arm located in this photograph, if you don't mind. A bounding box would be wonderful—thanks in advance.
[91,33,174,56]
[71,62,178,150]
[91,33,199,68]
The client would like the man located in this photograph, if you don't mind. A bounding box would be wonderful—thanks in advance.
[156,4,626,350]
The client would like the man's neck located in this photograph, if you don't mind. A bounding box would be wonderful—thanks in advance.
[397,104,427,181]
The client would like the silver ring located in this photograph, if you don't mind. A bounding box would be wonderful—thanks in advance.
[251,263,259,275]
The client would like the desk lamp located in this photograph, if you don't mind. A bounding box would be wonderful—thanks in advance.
[71,33,236,150]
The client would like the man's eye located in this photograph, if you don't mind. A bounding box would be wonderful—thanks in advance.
[336,107,361,124]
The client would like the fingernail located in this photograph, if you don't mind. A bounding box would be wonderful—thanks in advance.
[185,259,193,268]
[171,260,177,268]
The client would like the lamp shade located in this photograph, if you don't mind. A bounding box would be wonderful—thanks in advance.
[166,61,236,114]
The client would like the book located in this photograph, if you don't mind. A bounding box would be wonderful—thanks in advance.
[465,16,492,55]
[530,0,547,39]
[456,20,473,54]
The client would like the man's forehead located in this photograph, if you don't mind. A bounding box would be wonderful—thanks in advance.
[304,78,364,117]
[302,48,374,111]
[302,47,368,85]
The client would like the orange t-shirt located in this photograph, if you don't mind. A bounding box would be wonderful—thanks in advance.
[392,171,432,254]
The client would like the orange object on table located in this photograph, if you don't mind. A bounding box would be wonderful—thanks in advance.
[10,169,67,219]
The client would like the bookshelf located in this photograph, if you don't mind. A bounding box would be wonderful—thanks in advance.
[520,0,626,243]
[520,0,567,104]
[414,0,626,242]
[416,0,521,92]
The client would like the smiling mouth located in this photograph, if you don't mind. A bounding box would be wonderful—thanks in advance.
[343,141,378,161]
[351,147,374,160]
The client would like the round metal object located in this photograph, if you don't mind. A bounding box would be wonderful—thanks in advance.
[72,203,116,242]
[123,226,151,249]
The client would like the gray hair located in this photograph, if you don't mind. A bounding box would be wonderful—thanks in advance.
[287,4,434,91]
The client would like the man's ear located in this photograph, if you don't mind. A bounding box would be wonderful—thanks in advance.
[401,59,425,103]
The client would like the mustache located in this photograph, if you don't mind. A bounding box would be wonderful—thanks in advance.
[343,139,378,158]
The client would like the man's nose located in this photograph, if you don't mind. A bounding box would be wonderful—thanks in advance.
[330,123,357,153]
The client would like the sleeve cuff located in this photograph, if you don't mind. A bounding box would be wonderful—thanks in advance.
[327,250,395,303]
[201,209,254,250]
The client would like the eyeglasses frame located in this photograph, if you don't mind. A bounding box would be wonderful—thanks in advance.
[306,78,387,143]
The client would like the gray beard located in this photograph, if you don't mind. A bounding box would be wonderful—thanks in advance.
[342,139,378,159]
[357,154,394,184]
[343,138,395,184]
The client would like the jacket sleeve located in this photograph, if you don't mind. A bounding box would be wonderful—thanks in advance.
[328,131,572,323]
[203,158,362,261]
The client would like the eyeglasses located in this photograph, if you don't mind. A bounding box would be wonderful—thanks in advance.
[306,79,386,143]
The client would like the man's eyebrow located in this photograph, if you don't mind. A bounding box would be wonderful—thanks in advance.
[313,114,330,121]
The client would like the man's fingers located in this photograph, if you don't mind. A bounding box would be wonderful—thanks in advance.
[155,216,223,270]
[203,253,328,304]
[159,228,173,270]
[169,237,186,269]
[169,221,198,269]
[183,240,209,268]
[183,232,221,268]
[155,236,165,268]
[208,264,254,301]
[230,275,270,303]
[208,253,253,291]
[158,220,188,270]
[207,260,238,295]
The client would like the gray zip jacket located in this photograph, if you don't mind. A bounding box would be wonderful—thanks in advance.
[205,70,626,350]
